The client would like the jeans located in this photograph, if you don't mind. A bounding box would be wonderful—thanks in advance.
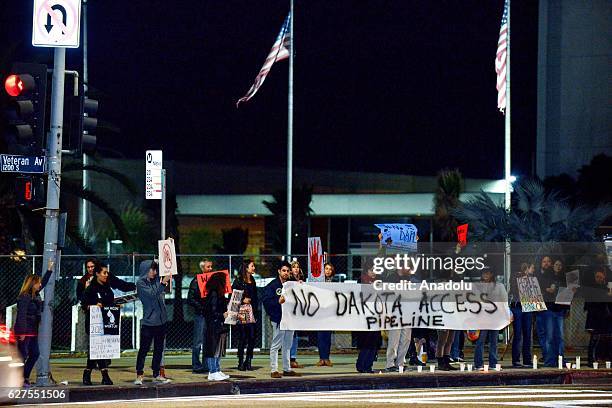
[206,357,221,374]
[386,328,412,368]
[290,332,298,359]
[550,310,565,360]
[318,331,332,360]
[536,310,553,365]
[474,330,498,368]
[511,305,533,365]
[270,323,294,372]
[192,315,207,370]
[237,323,256,362]
[356,348,377,372]
[450,330,464,360]
[136,324,167,377]
[17,336,40,380]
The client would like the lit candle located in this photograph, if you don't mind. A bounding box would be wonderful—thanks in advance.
[576,356,581,370]
[533,355,538,370]
[558,355,563,369]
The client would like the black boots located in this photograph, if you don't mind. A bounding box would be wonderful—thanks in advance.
[83,369,92,385]
[437,356,458,371]
[101,369,113,385]
[238,359,246,371]
[244,358,253,371]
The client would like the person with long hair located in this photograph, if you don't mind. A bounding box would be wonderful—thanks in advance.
[583,266,612,367]
[509,262,535,368]
[232,260,258,371]
[14,259,54,387]
[203,272,230,381]
[316,262,336,367]
[288,260,304,369]
[81,264,135,385]
[549,258,569,364]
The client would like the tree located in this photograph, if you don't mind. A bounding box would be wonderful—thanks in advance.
[433,169,463,242]
[263,185,314,254]
[214,227,249,254]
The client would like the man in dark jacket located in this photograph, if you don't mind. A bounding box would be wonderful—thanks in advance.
[187,258,213,373]
[262,261,300,378]
[134,260,171,385]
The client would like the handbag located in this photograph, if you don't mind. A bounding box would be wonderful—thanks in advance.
[237,304,256,324]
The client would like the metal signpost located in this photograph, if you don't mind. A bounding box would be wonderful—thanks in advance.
[146,150,166,239]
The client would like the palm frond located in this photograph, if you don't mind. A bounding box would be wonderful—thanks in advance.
[62,163,137,195]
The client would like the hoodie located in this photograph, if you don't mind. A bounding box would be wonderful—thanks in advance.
[137,260,168,327]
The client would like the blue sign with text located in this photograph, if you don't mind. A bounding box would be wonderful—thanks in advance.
[0,154,46,173]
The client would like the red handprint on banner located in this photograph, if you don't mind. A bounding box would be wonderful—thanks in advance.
[308,238,324,278]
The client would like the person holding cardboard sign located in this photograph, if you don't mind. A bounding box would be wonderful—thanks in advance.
[232,260,259,371]
[203,272,231,381]
[187,259,213,373]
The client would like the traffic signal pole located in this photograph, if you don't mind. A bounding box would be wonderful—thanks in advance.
[36,47,66,387]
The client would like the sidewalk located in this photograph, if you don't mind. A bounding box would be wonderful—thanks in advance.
[40,352,612,403]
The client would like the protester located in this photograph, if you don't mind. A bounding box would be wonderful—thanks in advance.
[134,260,172,385]
[262,261,301,378]
[474,267,503,370]
[187,258,213,373]
[450,331,465,363]
[583,266,612,367]
[289,260,304,369]
[232,260,258,371]
[549,258,569,363]
[77,257,98,304]
[535,256,554,365]
[355,261,382,373]
[203,272,230,381]
[316,262,336,367]
[14,259,54,387]
[509,262,535,368]
[384,265,413,372]
[81,265,135,385]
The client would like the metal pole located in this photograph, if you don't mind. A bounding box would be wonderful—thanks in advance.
[504,0,512,211]
[80,0,91,238]
[36,47,66,387]
[161,169,166,240]
[286,0,294,256]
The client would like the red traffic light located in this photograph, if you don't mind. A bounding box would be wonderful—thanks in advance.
[4,74,35,97]
[24,181,32,201]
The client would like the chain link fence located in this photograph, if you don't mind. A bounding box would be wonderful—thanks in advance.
[0,250,605,354]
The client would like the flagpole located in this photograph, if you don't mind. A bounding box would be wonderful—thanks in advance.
[286,0,294,256]
[504,0,511,211]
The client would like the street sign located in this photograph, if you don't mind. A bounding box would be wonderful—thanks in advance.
[0,154,46,173]
[145,150,162,200]
[32,0,82,48]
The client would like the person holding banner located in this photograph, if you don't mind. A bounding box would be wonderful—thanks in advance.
[383,265,413,372]
[232,260,259,371]
[14,259,54,387]
[474,267,503,371]
[203,272,230,381]
[262,261,301,378]
[134,260,172,385]
[355,260,382,373]
[187,258,213,373]
[81,264,135,385]
[509,262,535,368]
[289,260,305,369]
[316,262,336,367]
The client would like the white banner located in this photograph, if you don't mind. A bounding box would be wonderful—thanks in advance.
[89,306,121,360]
[280,281,511,331]
[158,239,178,276]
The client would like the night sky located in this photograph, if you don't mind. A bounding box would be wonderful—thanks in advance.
[1,1,539,179]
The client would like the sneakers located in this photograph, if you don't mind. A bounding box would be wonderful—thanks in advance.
[290,360,304,369]
[316,360,326,367]
[270,371,283,378]
[134,375,144,385]
[218,372,230,380]
[207,372,227,381]
[384,366,399,373]
[282,370,302,377]
[153,375,172,384]
[325,359,333,367]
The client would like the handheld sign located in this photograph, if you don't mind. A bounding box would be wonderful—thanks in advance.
[457,224,468,247]
[517,276,547,312]
[224,289,244,325]
[307,237,325,282]
[196,270,232,298]
[158,239,178,276]
[375,224,418,251]
[89,306,121,360]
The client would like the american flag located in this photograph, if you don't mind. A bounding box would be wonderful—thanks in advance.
[495,0,509,113]
[237,14,291,107]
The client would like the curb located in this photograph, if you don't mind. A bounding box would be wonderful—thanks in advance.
[64,369,612,403]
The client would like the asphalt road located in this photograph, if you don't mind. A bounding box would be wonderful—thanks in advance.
[17,385,612,408]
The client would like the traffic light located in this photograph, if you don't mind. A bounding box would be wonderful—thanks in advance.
[66,81,98,154]
[3,63,47,155]
[15,176,45,208]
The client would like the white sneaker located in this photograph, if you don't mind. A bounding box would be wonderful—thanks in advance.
[208,372,225,381]
[134,376,144,385]
[153,375,171,384]
[218,371,230,380]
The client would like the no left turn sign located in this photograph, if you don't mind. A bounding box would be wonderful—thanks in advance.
[32,0,82,48]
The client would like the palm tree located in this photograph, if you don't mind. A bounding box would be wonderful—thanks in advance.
[433,169,463,242]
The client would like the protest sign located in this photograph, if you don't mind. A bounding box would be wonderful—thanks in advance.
[457,224,468,247]
[517,276,547,312]
[89,306,121,360]
[224,289,244,325]
[196,270,232,298]
[280,281,511,331]
[375,224,418,251]
[308,237,325,282]
[158,239,178,276]
[555,270,580,306]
